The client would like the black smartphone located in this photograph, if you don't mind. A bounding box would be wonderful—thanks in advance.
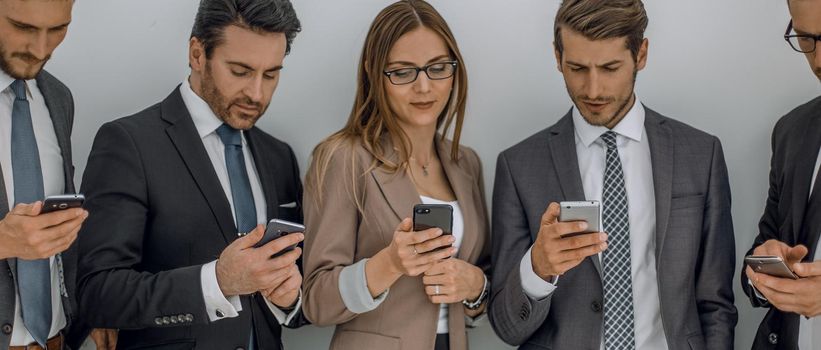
[413,204,453,251]
[41,194,85,214]
[255,219,305,257]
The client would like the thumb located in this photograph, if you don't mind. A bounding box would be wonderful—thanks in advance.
[11,201,41,216]
[786,244,809,264]
[541,202,561,226]
[397,217,412,232]
[236,224,265,248]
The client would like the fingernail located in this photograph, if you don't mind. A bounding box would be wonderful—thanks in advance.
[579,222,588,230]
[600,233,608,241]
[448,236,455,243]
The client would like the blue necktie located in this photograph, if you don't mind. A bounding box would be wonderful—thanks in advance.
[215,124,257,234]
[600,131,636,350]
[10,79,52,346]
[215,124,258,350]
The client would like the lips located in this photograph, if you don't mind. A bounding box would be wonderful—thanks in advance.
[410,101,436,110]
[583,101,609,113]
[233,103,259,114]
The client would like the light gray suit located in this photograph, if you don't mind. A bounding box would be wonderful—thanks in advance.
[488,107,737,350]
[0,70,83,349]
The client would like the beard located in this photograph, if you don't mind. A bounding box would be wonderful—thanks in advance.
[200,62,267,130]
[569,68,637,128]
[0,41,49,80]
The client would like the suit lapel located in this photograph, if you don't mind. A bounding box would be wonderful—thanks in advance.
[37,72,75,193]
[371,138,421,223]
[789,115,821,244]
[245,128,279,221]
[436,138,480,260]
[645,108,674,259]
[548,112,601,275]
[162,87,237,244]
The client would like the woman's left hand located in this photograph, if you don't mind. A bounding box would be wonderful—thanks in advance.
[422,258,484,304]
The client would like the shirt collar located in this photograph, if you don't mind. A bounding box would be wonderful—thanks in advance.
[572,95,645,148]
[179,77,225,139]
[0,69,35,101]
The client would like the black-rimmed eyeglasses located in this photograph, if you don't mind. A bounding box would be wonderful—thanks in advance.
[785,20,821,53]
[383,61,458,85]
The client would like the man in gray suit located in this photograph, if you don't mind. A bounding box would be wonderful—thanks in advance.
[488,1,737,349]
[0,1,112,349]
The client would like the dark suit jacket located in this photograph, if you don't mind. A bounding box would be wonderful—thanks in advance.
[741,96,821,350]
[78,87,306,350]
[488,106,737,350]
[0,70,85,349]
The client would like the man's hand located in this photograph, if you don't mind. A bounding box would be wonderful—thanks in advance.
[261,263,302,309]
[215,225,304,297]
[89,328,117,350]
[530,202,608,280]
[746,240,821,317]
[0,202,88,260]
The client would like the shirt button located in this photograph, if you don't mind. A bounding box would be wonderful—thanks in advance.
[1,323,12,334]
[591,301,602,313]
[154,317,163,326]
[768,333,778,345]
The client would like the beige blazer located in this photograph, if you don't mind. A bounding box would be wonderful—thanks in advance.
[302,136,490,350]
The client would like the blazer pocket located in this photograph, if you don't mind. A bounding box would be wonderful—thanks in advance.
[670,194,705,210]
[332,330,400,350]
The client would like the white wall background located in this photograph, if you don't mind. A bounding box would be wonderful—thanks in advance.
[48,1,820,349]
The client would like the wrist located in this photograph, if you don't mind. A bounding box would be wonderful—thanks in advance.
[214,260,233,297]
[377,247,403,277]
[468,267,484,300]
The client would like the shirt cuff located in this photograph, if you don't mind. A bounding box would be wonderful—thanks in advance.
[201,260,242,322]
[465,312,487,328]
[338,258,389,313]
[520,247,558,300]
[747,278,768,302]
[263,289,303,325]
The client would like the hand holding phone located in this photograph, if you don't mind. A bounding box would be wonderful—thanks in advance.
[745,255,800,280]
[255,219,305,257]
[413,204,453,252]
[41,194,85,214]
[530,202,608,280]
[558,201,601,238]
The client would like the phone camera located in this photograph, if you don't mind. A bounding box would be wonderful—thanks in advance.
[58,203,68,209]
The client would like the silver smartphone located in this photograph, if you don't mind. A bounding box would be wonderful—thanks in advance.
[558,200,601,237]
[41,194,85,214]
[255,219,305,257]
[745,255,800,280]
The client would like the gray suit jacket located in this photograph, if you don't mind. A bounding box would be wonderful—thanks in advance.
[0,70,82,349]
[488,106,737,350]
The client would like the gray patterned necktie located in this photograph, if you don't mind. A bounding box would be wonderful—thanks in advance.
[10,79,52,346]
[600,131,636,350]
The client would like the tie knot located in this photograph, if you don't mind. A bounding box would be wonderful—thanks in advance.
[10,80,27,101]
[216,124,242,146]
[600,131,618,150]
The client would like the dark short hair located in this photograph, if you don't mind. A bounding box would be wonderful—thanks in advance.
[191,0,301,57]
[554,0,648,61]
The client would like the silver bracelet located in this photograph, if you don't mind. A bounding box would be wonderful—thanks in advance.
[462,273,489,310]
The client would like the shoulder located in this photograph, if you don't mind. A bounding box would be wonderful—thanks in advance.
[645,107,719,145]
[248,127,296,158]
[36,70,71,96]
[773,95,821,139]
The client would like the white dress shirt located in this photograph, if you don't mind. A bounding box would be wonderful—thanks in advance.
[519,97,669,349]
[0,71,67,346]
[179,79,300,325]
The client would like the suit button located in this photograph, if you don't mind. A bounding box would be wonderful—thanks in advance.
[178,314,187,323]
[216,309,225,318]
[768,333,778,345]
[185,314,194,322]
[170,316,179,324]
[1,323,12,334]
[162,316,170,325]
[154,317,163,325]
[591,301,602,313]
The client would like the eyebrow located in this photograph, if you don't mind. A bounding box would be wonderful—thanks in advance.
[7,17,71,31]
[227,61,283,72]
[565,59,623,68]
[387,54,451,67]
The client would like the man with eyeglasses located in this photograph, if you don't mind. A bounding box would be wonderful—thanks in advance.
[742,0,821,348]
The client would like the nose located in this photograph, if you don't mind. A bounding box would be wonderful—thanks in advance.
[29,32,50,61]
[813,47,821,72]
[583,70,602,100]
[244,75,264,102]
[413,71,432,94]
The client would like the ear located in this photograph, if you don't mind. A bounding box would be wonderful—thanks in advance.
[553,42,563,73]
[636,38,649,71]
[189,37,206,73]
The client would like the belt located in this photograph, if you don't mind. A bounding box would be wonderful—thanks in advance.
[9,332,64,350]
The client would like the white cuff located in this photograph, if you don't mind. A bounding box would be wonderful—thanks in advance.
[747,278,768,302]
[263,289,303,325]
[201,260,242,322]
[519,247,557,300]
[338,258,389,313]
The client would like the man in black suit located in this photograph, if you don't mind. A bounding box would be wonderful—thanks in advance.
[78,0,306,349]
[742,0,821,348]
[0,1,113,349]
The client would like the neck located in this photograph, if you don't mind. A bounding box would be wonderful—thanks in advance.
[397,122,437,164]
[188,74,204,98]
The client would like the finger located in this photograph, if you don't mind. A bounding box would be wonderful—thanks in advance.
[414,235,455,254]
[423,274,448,286]
[555,241,607,263]
[262,232,304,256]
[233,224,266,249]
[108,330,118,350]
[417,246,456,265]
[396,217,413,232]
[541,202,560,226]
[793,261,821,277]
[786,245,809,265]
[408,227,444,245]
[11,201,41,216]
[558,232,608,251]
[546,221,589,239]
[429,295,459,304]
[424,260,449,276]
[41,210,86,238]
[273,273,302,298]
[754,271,800,294]
[264,248,302,271]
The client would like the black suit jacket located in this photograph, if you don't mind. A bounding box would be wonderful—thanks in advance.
[78,87,306,350]
[742,96,821,350]
[0,70,86,349]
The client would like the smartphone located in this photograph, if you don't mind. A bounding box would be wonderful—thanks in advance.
[413,204,453,251]
[745,255,800,280]
[558,200,601,238]
[41,194,85,214]
[254,219,305,257]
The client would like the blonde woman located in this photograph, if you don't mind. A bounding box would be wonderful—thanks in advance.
[302,1,489,349]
